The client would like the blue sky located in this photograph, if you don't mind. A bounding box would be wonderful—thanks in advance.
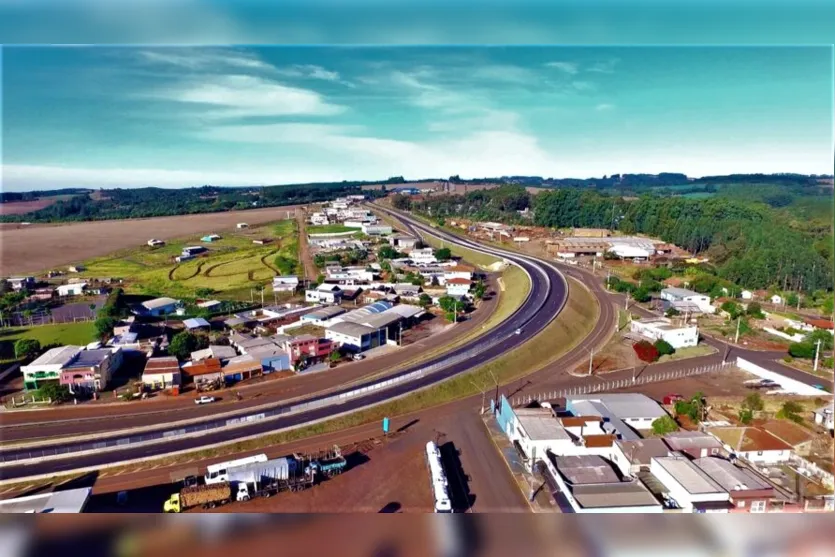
[2,46,833,190]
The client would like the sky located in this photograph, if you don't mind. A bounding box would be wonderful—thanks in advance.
[1,45,833,191]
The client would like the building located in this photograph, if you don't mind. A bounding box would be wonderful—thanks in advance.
[305,283,343,304]
[445,278,472,297]
[361,224,393,236]
[443,265,474,282]
[389,234,418,250]
[183,317,211,331]
[611,438,671,477]
[56,282,87,297]
[408,248,437,265]
[325,321,379,353]
[180,357,223,389]
[222,354,262,383]
[21,345,84,391]
[181,246,207,256]
[141,356,182,390]
[236,222,249,229]
[137,297,179,317]
[565,394,669,440]
[629,318,698,349]
[301,305,347,325]
[197,300,222,312]
[804,317,835,331]
[770,294,783,305]
[284,335,334,365]
[545,454,663,513]
[663,431,725,460]
[8,276,35,291]
[709,427,793,464]
[660,287,715,314]
[813,402,834,431]
[272,275,300,293]
[0,487,92,513]
[608,245,652,260]
[190,345,237,362]
[693,457,774,513]
[650,455,731,513]
[741,290,754,300]
[245,344,291,373]
[59,348,123,394]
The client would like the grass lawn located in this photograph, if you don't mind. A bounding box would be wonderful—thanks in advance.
[0,322,96,362]
[657,344,717,363]
[308,224,356,234]
[283,324,325,338]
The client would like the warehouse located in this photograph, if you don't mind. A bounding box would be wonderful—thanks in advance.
[660,287,715,314]
[301,305,347,325]
[629,318,699,349]
[222,355,263,383]
[22,345,84,391]
[325,322,381,353]
[565,394,668,441]
[136,297,180,317]
[650,455,731,512]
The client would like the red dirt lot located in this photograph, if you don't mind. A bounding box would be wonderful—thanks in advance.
[0,198,60,215]
[0,205,304,275]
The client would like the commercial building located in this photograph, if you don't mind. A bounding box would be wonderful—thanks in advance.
[389,233,418,250]
[183,317,211,331]
[693,457,774,513]
[650,455,731,512]
[222,354,263,383]
[325,322,380,353]
[663,431,725,460]
[141,356,182,390]
[408,248,437,265]
[180,357,223,389]
[611,438,671,477]
[301,305,347,325]
[190,345,237,362]
[245,344,291,373]
[607,245,652,260]
[137,297,179,317]
[56,282,87,297]
[284,334,334,365]
[305,283,343,304]
[0,487,92,513]
[59,348,123,393]
[22,345,84,391]
[565,394,668,440]
[629,318,698,349]
[361,224,393,236]
[272,275,299,292]
[660,287,715,314]
[443,265,475,282]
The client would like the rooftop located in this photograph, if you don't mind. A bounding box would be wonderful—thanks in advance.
[554,455,621,485]
[515,409,571,441]
[663,431,725,452]
[183,317,210,329]
[661,287,701,298]
[143,356,181,375]
[0,487,92,513]
[693,457,773,493]
[583,434,617,448]
[305,306,347,320]
[181,358,222,375]
[63,349,113,369]
[652,456,726,495]
[616,438,671,465]
[142,297,178,310]
[445,278,472,285]
[386,304,425,319]
[327,321,375,338]
[566,393,667,420]
[571,481,661,510]
[362,312,402,330]
[24,345,83,368]
[710,427,793,453]
[191,345,237,361]
[759,420,815,447]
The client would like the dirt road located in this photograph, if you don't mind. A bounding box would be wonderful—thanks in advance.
[295,207,318,281]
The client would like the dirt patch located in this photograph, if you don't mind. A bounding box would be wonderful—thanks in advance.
[0,205,303,275]
[0,198,60,215]
[296,208,318,281]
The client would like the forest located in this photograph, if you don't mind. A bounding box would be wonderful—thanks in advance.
[409,185,833,294]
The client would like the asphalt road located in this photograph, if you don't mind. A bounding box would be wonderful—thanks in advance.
[0,209,570,479]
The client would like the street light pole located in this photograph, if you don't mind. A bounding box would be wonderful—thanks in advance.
[813,339,822,372]
[734,317,741,344]
[588,348,594,377]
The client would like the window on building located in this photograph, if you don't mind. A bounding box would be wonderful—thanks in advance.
[750,500,766,513]
[737,500,746,508]
[757,451,764,456]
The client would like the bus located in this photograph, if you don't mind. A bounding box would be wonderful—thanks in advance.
[204,453,268,485]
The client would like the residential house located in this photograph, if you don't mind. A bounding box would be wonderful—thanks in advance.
[445,278,471,297]
[180,358,223,389]
[741,290,754,300]
[141,356,182,390]
[663,431,725,460]
[190,345,237,362]
[813,403,834,431]
[183,317,211,331]
[408,248,437,265]
[56,282,87,297]
[245,344,291,373]
[660,287,715,314]
[305,283,343,304]
[21,346,83,391]
[759,420,815,456]
[389,234,418,250]
[8,277,35,291]
[284,335,334,365]
[59,348,122,394]
[443,265,474,283]
[694,457,774,513]
[770,294,783,305]
[629,318,699,349]
[310,213,330,225]
[650,455,731,513]
[272,275,300,293]
[709,427,793,464]
[137,297,179,317]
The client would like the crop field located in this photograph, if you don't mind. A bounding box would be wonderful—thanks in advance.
[0,205,303,275]
[70,221,302,300]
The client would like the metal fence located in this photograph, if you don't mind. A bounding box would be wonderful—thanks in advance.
[506,361,735,407]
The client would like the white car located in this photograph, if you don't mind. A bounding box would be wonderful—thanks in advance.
[195,395,216,405]
[515,328,522,335]
[352,353,366,361]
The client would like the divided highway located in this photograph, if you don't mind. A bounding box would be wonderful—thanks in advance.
[0,209,570,480]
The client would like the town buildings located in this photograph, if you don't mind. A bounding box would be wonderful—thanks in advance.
[660,287,716,314]
[629,318,699,349]
[141,356,182,390]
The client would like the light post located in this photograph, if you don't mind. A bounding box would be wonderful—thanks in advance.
[813,339,822,373]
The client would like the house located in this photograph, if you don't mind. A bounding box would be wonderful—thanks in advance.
[68,265,85,273]
[804,318,835,331]
[660,287,715,314]
[408,248,437,265]
[137,297,179,316]
[183,317,211,331]
[201,234,221,242]
[236,222,249,229]
[305,283,343,304]
[770,294,783,305]
[445,278,471,297]
[629,318,699,349]
[610,438,671,478]
[59,348,122,394]
[741,290,754,300]
[141,356,182,390]
[180,358,223,389]
[222,355,262,383]
[181,246,207,257]
[8,277,35,291]
[650,455,731,513]
[443,265,474,283]
[709,427,793,464]
[197,300,222,312]
[272,276,300,293]
[389,234,418,250]
[759,420,815,456]
[301,306,347,325]
[607,245,652,260]
[147,239,165,247]
[663,431,725,460]
[693,457,774,513]
[813,403,834,431]
[56,282,87,297]
[191,345,237,362]
[310,213,330,226]
[285,335,333,365]
[21,346,84,391]
[325,322,379,353]
[565,394,669,440]
[361,224,393,236]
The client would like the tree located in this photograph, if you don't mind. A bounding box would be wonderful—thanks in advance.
[473,281,487,300]
[37,382,71,403]
[738,408,754,425]
[391,193,412,210]
[633,340,659,363]
[665,307,680,318]
[418,293,432,308]
[776,400,803,423]
[720,300,742,319]
[786,292,799,308]
[788,342,816,359]
[438,296,459,314]
[742,392,764,412]
[746,302,765,319]
[377,245,402,260]
[168,331,206,360]
[195,287,216,298]
[94,316,118,340]
[805,328,834,351]
[329,350,341,363]
[651,415,680,435]
[0,279,10,294]
[434,247,452,261]
[316,274,325,285]
[654,339,675,356]
[632,287,652,303]
[14,338,40,360]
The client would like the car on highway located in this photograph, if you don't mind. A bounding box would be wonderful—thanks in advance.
[813,384,826,391]
[515,328,522,335]
[195,395,217,405]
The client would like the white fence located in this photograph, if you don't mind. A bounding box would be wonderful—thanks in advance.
[735,357,823,396]
[789,453,835,490]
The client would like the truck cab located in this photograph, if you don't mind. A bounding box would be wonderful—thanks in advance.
[163,493,181,513]
[236,483,251,502]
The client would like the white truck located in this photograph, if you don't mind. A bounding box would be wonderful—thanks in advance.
[204,453,269,485]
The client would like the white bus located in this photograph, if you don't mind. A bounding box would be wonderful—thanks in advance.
[205,453,268,485]
[425,441,453,513]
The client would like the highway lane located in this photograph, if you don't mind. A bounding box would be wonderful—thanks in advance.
[0,210,570,478]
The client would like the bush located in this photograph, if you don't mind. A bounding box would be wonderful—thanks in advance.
[168,331,209,361]
[742,392,764,412]
[434,247,452,261]
[805,329,834,351]
[651,415,680,435]
[746,302,765,319]
[14,338,41,360]
[776,401,804,423]
[665,307,680,317]
[37,382,71,403]
[94,316,118,340]
[633,340,659,363]
[418,293,432,308]
[788,342,816,359]
[654,339,675,356]
[720,300,742,319]
[738,408,754,425]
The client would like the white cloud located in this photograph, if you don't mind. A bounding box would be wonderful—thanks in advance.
[471,64,536,84]
[137,48,275,72]
[275,65,355,87]
[572,81,596,91]
[147,74,345,118]
[595,103,614,111]
[545,61,579,75]
[588,59,620,73]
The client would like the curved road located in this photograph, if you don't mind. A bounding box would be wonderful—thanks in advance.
[0,209,570,479]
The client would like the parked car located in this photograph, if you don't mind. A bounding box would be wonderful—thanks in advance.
[195,395,216,405]
[352,353,366,361]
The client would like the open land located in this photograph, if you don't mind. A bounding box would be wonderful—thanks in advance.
[0,198,62,216]
[0,205,303,275]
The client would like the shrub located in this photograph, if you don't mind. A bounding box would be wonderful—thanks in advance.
[738,408,754,425]
[776,401,804,423]
[788,342,816,359]
[37,382,71,403]
[633,340,659,363]
[746,302,765,319]
[654,339,675,356]
[14,338,41,360]
[651,415,680,435]
[743,392,764,412]
[720,301,742,319]
[665,307,680,317]
[434,247,452,261]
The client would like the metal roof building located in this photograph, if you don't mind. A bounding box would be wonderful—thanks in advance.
[0,487,92,513]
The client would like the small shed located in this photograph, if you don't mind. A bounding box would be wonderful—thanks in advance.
[183,317,211,331]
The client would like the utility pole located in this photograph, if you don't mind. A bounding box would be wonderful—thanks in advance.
[488,369,499,412]
[625,291,631,311]
[813,339,822,372]
[734,316,741,344]
[606,271,611,291]
[470,379,486,415]
[588,348,594,377]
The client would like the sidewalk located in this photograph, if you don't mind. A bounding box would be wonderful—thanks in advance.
[481,413,559,513]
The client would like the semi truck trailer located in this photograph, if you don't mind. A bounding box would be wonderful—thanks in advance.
[163,482,232,512]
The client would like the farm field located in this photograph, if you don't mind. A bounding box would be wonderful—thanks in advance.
[0,198,64,216]
[73,220,301,300]
[0,205,302,275]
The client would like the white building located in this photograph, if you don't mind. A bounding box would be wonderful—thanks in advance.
[305,283,343,304]
[56,282,87,297]
[660,287,715,314]
[565,393,669,440]
[272,275,300,292]
[709,427,793,464]
[610,438,671,478]
[310,213,330,225]
[629,318,699,349]
[443,265,474,283]
[409,248,437,265]
[138,297,179,316]
[141,356,182,390]
[445,278,471,297]
[770,294,783,305]
[608,245,652,260]
[741,290,754,300]
[7,277,35,291]
[236,222,249,229]
[814,403,834,432]
[650,455,731,513]
[22,345,85,391]
[361,224,393,236]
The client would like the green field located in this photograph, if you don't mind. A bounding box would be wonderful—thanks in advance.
[0,322,96,363]
[74,222,300,300]
[307,224,356,234]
